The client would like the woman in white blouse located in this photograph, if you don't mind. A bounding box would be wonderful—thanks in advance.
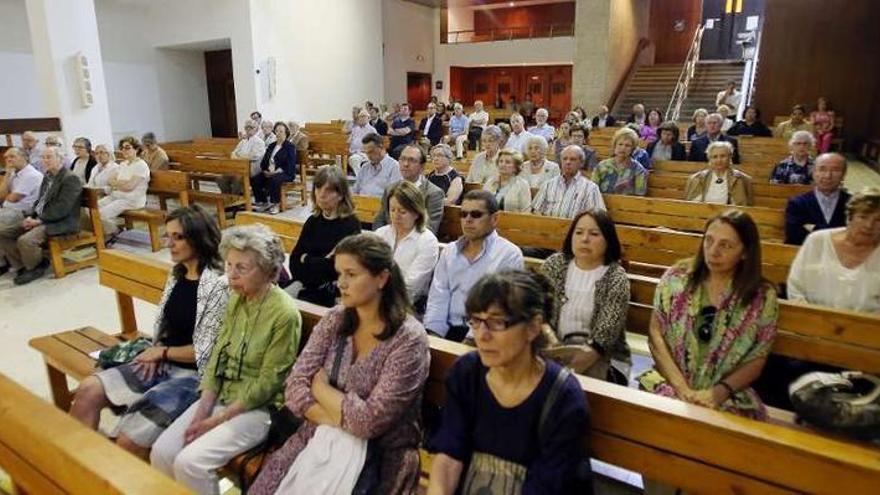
[88,144,120,189]
[788,188,880,313]
[99,136,151,239]
[520,135,560,188]
[465,125,502,185]
[484,148,532,213]
[374,181,440,310]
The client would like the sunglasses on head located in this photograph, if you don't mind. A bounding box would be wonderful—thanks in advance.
[698,306,717,343]
[460,210,487,219]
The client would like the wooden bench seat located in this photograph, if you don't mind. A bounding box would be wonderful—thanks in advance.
[47,187,105,279]
[647,173,811,209]
[0,371,190,494]
[119,170,191,252]
[27,249,880,493]
[167,153,252,229]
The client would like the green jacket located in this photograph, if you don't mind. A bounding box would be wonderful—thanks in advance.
[200,285,301,410]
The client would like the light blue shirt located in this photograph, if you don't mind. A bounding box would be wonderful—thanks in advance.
[353,154,401,197]
[449,115,469,137]
[528,124,556,142]
[814,189,841,224]
[424,230,524,337]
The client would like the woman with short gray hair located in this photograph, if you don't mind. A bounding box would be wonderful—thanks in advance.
[769,130,816,184]
[428,143,464,205]
[520,135,559,188]
[466,125,503,185]
[152,223,302,494]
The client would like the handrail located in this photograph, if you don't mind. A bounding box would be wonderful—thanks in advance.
[607,38,651,116]
[446,22,574,44]
[665,25,705,122]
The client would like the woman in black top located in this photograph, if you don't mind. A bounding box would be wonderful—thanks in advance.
[728,105,773,137]
[252,122,297,214]
[70,137,97,183]
[427,143,464,205]
[289,166,361,306]
[69,205,229,459]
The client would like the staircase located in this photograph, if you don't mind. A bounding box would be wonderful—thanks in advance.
[614,61,746,123]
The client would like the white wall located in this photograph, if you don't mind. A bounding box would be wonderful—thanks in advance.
[0,0,47,118]
[249,0,384,123]
[382,0,435,105]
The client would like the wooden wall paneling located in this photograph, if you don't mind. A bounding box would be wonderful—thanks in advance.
[650,0,702,64]
[473,3,576,36]
[753,0,880,145]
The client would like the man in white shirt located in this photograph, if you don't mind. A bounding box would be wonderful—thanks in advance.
[528,108,556,142]
[715,80,742,113]
[532,145,605,218]
[467,100,490,151]
[220,119,267,194]
[348,109,378,175]
[0,147,44,276]
[504,113,534,154]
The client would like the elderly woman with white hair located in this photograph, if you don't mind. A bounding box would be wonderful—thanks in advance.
[520,135,560,188]
[151,223,302,495]
[427,143,464,205]
[87,144,120,189]
[444,103,470,160]
[770,130,815,184]
[466,125,503,185]
[684,140,754,206]
[43,134,72,171]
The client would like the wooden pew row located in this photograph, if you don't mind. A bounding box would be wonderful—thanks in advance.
[647,174,811,210]
[166,151,252,229]
[234,210,879,374]
[121,170,191,252]
[652,159,775,179]
[345,195,796,285]
[28,249,880,493]
[48,187,105,279]
[0,372,191,494]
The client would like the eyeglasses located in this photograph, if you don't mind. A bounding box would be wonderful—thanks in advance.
[460,210,487,219]
[697,306,717,342]
[467,315,519,333]
[120,144,134,150]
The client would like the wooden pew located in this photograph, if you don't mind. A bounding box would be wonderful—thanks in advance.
[647,173,812,209]
[167,152,252,229]
[121,170,191,252]
[47,187,105,279]
[652,159,774,180]
[604,195,789,242]
[28,250,880,493]
[0,372,190,494]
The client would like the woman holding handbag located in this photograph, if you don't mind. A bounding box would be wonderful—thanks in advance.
[250,233,430,495]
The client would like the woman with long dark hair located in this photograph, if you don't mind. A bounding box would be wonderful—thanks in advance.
[638,210,779,419]
[70,205,228,458]
[251,233,430,495]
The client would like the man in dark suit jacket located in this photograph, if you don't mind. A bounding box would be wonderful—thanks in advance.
[0,147,82,285]
[687,113,740,164]
[784,153,850,245]
[418,102,444,147]
[591,105,617,128]
[373,145,444,234]
[368,107,388,136]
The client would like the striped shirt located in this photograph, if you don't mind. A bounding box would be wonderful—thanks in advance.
[531,174,605,219]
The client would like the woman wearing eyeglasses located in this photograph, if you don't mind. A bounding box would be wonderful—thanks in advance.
[70,205,228,459]
[70,136,97,184]
[152,224,302,494]
[428,270,590,495]
[638,210,778,419]
[98,135,151,240]
[87,144,120,189]
[250,233,430,495]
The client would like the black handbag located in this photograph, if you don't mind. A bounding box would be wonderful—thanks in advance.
[790,371,880,441]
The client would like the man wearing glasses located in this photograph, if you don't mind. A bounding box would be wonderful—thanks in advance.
[372,145,444,234]
[424,189,523,342]
[220,120,266,194]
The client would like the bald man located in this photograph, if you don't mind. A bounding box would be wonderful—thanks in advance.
[784,153,851,245]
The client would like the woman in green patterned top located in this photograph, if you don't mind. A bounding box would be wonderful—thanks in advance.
[592,127,648,196]
[638,210,779,419]
[151,224,302,494]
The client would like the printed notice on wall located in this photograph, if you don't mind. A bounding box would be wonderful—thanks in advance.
[705,19,715,29]
[746,16,759,30]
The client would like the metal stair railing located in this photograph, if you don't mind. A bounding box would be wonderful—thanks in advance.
[665,24,705,122]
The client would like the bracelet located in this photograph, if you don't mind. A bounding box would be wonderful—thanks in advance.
[718,380,735,396]
[162,347,169,362]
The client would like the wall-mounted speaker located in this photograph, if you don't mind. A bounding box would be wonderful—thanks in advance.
[74,52,93,108]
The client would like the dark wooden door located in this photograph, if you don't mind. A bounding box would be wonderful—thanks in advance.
[651,0,703,63]
[407,72,432,110]
[204,49,237,138]
[548,67,572,123]
[495,74,514,109]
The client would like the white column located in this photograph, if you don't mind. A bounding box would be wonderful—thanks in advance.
[25,0,113,148]
[572,0,612,109]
